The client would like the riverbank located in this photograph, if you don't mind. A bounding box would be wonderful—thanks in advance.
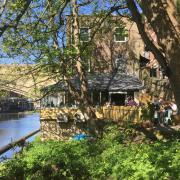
[0,124,180,179]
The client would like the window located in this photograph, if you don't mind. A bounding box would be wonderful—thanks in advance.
[115,58,125,72]
[115,58,120,68]
[110,93,126,106]
[114,27,128,42]
[150,68,157,78]
[79,27,90,42]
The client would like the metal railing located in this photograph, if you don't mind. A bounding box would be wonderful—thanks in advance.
[0,129,40,155]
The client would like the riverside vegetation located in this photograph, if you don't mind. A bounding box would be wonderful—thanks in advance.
[0,123,180,180]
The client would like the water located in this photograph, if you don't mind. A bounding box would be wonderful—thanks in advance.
[0,113,40,161]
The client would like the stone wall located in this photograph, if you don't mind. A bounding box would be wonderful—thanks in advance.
[40,107,142,140]
[140,69,173,100]
[41,120,87,141]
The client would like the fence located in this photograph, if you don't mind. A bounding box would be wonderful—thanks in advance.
[0,129,40,155]
[41,106,142,123]
[100,106,142,122]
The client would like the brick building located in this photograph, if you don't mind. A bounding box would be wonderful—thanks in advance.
[66,15,172,102]
[42,15,172,107]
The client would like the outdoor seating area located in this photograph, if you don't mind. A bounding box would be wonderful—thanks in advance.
[151,96,178,125]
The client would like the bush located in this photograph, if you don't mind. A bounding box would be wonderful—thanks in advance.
[141,103,154,121]
[0,125,180,180]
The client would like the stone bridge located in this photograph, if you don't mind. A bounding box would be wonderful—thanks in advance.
[0,64,56,100]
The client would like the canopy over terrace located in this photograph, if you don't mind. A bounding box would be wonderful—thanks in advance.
[41,72,143,107]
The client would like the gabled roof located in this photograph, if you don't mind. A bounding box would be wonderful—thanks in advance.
[43,72,143,93]
[108,72,143,91]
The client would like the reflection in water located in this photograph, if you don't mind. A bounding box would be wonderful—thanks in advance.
[0,113,40,161]
[0,113,26,121]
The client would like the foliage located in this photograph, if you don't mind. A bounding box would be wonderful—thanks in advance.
[0,125,180,180]
[0,90,10,99]
[140,103,154,121]
[0,0,128,81]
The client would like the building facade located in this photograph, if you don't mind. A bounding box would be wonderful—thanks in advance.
[66,15,143,77]
[40,15,173,140]
[66,15,172,103]
[0,91,34,112]
[42,15,172,108]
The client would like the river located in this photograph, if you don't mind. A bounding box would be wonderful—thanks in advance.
[0,112,40,161]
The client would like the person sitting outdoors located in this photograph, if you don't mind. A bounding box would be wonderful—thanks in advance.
[163,102,173,125]
[126,96,137,106]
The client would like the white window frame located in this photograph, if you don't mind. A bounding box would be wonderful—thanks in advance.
[115,57,125,68]
[114,57,126,73]
[79,27,90,42]
[114,27,128,42]
[115,58,120,68]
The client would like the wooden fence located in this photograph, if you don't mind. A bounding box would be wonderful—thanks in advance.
[41,106,142,123]
[100,106,142,123]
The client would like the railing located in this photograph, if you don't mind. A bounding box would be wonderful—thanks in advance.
[0,129,40,155]
[100,106,142,122]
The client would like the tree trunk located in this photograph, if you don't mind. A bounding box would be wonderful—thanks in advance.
[127,0,180,115]
[71,0,97,133]
[169,60,180,115]
[71,0,89,103]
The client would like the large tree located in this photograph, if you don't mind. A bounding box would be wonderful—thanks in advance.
[125,0,180,115]
[1,0,180,117]
[0,0,122,133]
[0,0,32,37]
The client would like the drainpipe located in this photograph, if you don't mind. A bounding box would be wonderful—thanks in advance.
[108,92,111,104]
[63,92,66,106]
[91,91,93,104]
[100,91,102,105]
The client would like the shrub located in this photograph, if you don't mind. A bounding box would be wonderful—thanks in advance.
[0,125,179,180]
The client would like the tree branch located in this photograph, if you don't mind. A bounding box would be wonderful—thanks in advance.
[126,0,170,76]
[0,0,8,18]
[0,0,32,37]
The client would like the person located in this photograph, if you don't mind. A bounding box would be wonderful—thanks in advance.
[126,96,137,106]
[105,101,110,107]
[163,103,173,125]
[111,101,115,106]
[152,96,160,124]
[159,98,165,124]
[125,96,129,106]
[159,97,164,105]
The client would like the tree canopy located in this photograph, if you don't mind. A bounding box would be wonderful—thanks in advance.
[0,0,180,115]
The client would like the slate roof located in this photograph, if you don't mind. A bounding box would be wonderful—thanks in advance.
[43,72,143,93]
